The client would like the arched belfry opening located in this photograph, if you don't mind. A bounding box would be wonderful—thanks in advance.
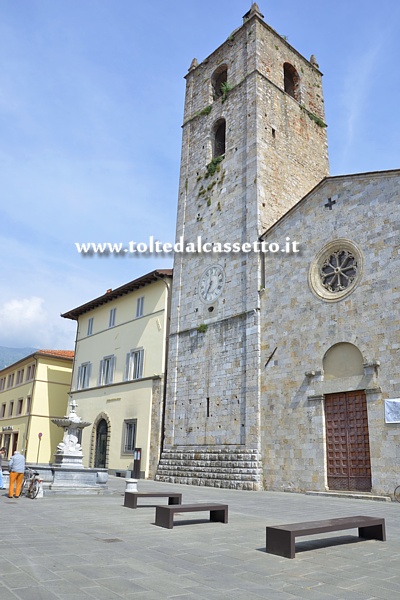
[213,118,226,158]
[283,62,300,101]
[212,65,228,100]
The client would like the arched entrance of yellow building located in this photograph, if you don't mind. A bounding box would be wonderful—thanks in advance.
[94,419,108,469]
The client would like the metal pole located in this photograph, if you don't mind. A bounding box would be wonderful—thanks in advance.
[36,433,42,464]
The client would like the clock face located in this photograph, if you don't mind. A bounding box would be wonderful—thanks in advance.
[199,265,225,303]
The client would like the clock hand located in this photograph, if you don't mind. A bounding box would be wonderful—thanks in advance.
[206,279,213,295]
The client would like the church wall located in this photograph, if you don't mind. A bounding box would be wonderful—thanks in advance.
[260,170,400,496]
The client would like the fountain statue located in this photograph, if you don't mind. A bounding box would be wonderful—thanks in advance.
[42,398,109,492]
[52,399,91,467]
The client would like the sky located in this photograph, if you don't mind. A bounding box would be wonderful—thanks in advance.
[0,0,399,350]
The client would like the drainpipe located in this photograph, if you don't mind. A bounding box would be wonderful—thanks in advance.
[258,233,266,291]
[154,273,172,459]
[25,354,38,462]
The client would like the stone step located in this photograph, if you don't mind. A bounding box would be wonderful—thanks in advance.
[157,464,258,477]
[156,476,258,490]
[160,453,260,461]
[156,447,263,490]
[306,490,392,502]
[158,464,260,471]
[157,470,258,480]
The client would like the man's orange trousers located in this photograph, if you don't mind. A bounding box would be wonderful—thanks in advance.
[9,472,23,497]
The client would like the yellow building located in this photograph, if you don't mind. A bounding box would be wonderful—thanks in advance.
[61,269,172,478]
[0,350,74,462]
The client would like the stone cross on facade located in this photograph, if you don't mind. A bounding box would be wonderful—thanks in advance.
[324,197,336,210]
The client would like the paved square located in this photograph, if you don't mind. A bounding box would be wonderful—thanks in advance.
[1,478,399,599]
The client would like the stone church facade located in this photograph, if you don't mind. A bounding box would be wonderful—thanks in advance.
[156,4,400,497]
[260,170,400,496]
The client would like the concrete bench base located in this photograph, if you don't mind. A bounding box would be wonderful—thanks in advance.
[155,503,228,529]
[124,491,182,509]
[266,515,386,558]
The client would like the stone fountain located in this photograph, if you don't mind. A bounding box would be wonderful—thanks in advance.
[43,399,109,492]
[52,398,91,468]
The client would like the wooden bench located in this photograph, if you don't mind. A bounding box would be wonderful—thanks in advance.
[155,503,228,529]
[124,491,182,509]
[266,515,386,559]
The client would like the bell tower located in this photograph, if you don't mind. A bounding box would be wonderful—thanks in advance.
[156,3,329,489]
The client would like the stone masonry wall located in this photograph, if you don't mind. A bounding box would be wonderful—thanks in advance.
[260,170,400,496]
[156,447,262,490]
[160,8,329,489]
[165,311,261,448]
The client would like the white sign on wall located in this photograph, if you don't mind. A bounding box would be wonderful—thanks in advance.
[384,399,400,423]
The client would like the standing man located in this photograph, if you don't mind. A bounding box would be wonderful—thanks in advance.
[8,450,25,498]
[0,447,6,489]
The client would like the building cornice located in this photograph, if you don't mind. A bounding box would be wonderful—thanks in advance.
[61,269,173,321]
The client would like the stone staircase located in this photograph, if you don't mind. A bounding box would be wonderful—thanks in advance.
[155,447,263,490]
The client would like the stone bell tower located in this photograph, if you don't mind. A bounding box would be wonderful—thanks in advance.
[156,3,329,489]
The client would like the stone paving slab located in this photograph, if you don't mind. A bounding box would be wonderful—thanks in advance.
[0,479,399,599]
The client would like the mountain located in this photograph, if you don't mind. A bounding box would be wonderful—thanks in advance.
[0,346,38,370]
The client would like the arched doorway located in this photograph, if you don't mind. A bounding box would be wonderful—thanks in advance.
[94,419,108,468]
[323,343,372,492]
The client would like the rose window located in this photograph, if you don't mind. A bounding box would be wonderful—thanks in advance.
[320,250,358,293]
[309,239,363,302]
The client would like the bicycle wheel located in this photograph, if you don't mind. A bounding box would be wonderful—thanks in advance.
[29,479,40,499]
[21,474,30,494]
[394,485,400,503]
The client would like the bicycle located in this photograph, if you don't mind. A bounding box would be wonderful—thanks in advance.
[395,485,400,503]
[22,467,42,499]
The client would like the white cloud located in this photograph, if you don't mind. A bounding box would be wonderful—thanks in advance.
[0,296,75,350]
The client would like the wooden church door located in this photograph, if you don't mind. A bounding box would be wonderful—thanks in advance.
[325,391,372,492]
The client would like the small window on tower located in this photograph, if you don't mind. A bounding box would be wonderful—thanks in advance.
[213,119,226,158]
[211,65,228,99]
[283,63,300,101]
